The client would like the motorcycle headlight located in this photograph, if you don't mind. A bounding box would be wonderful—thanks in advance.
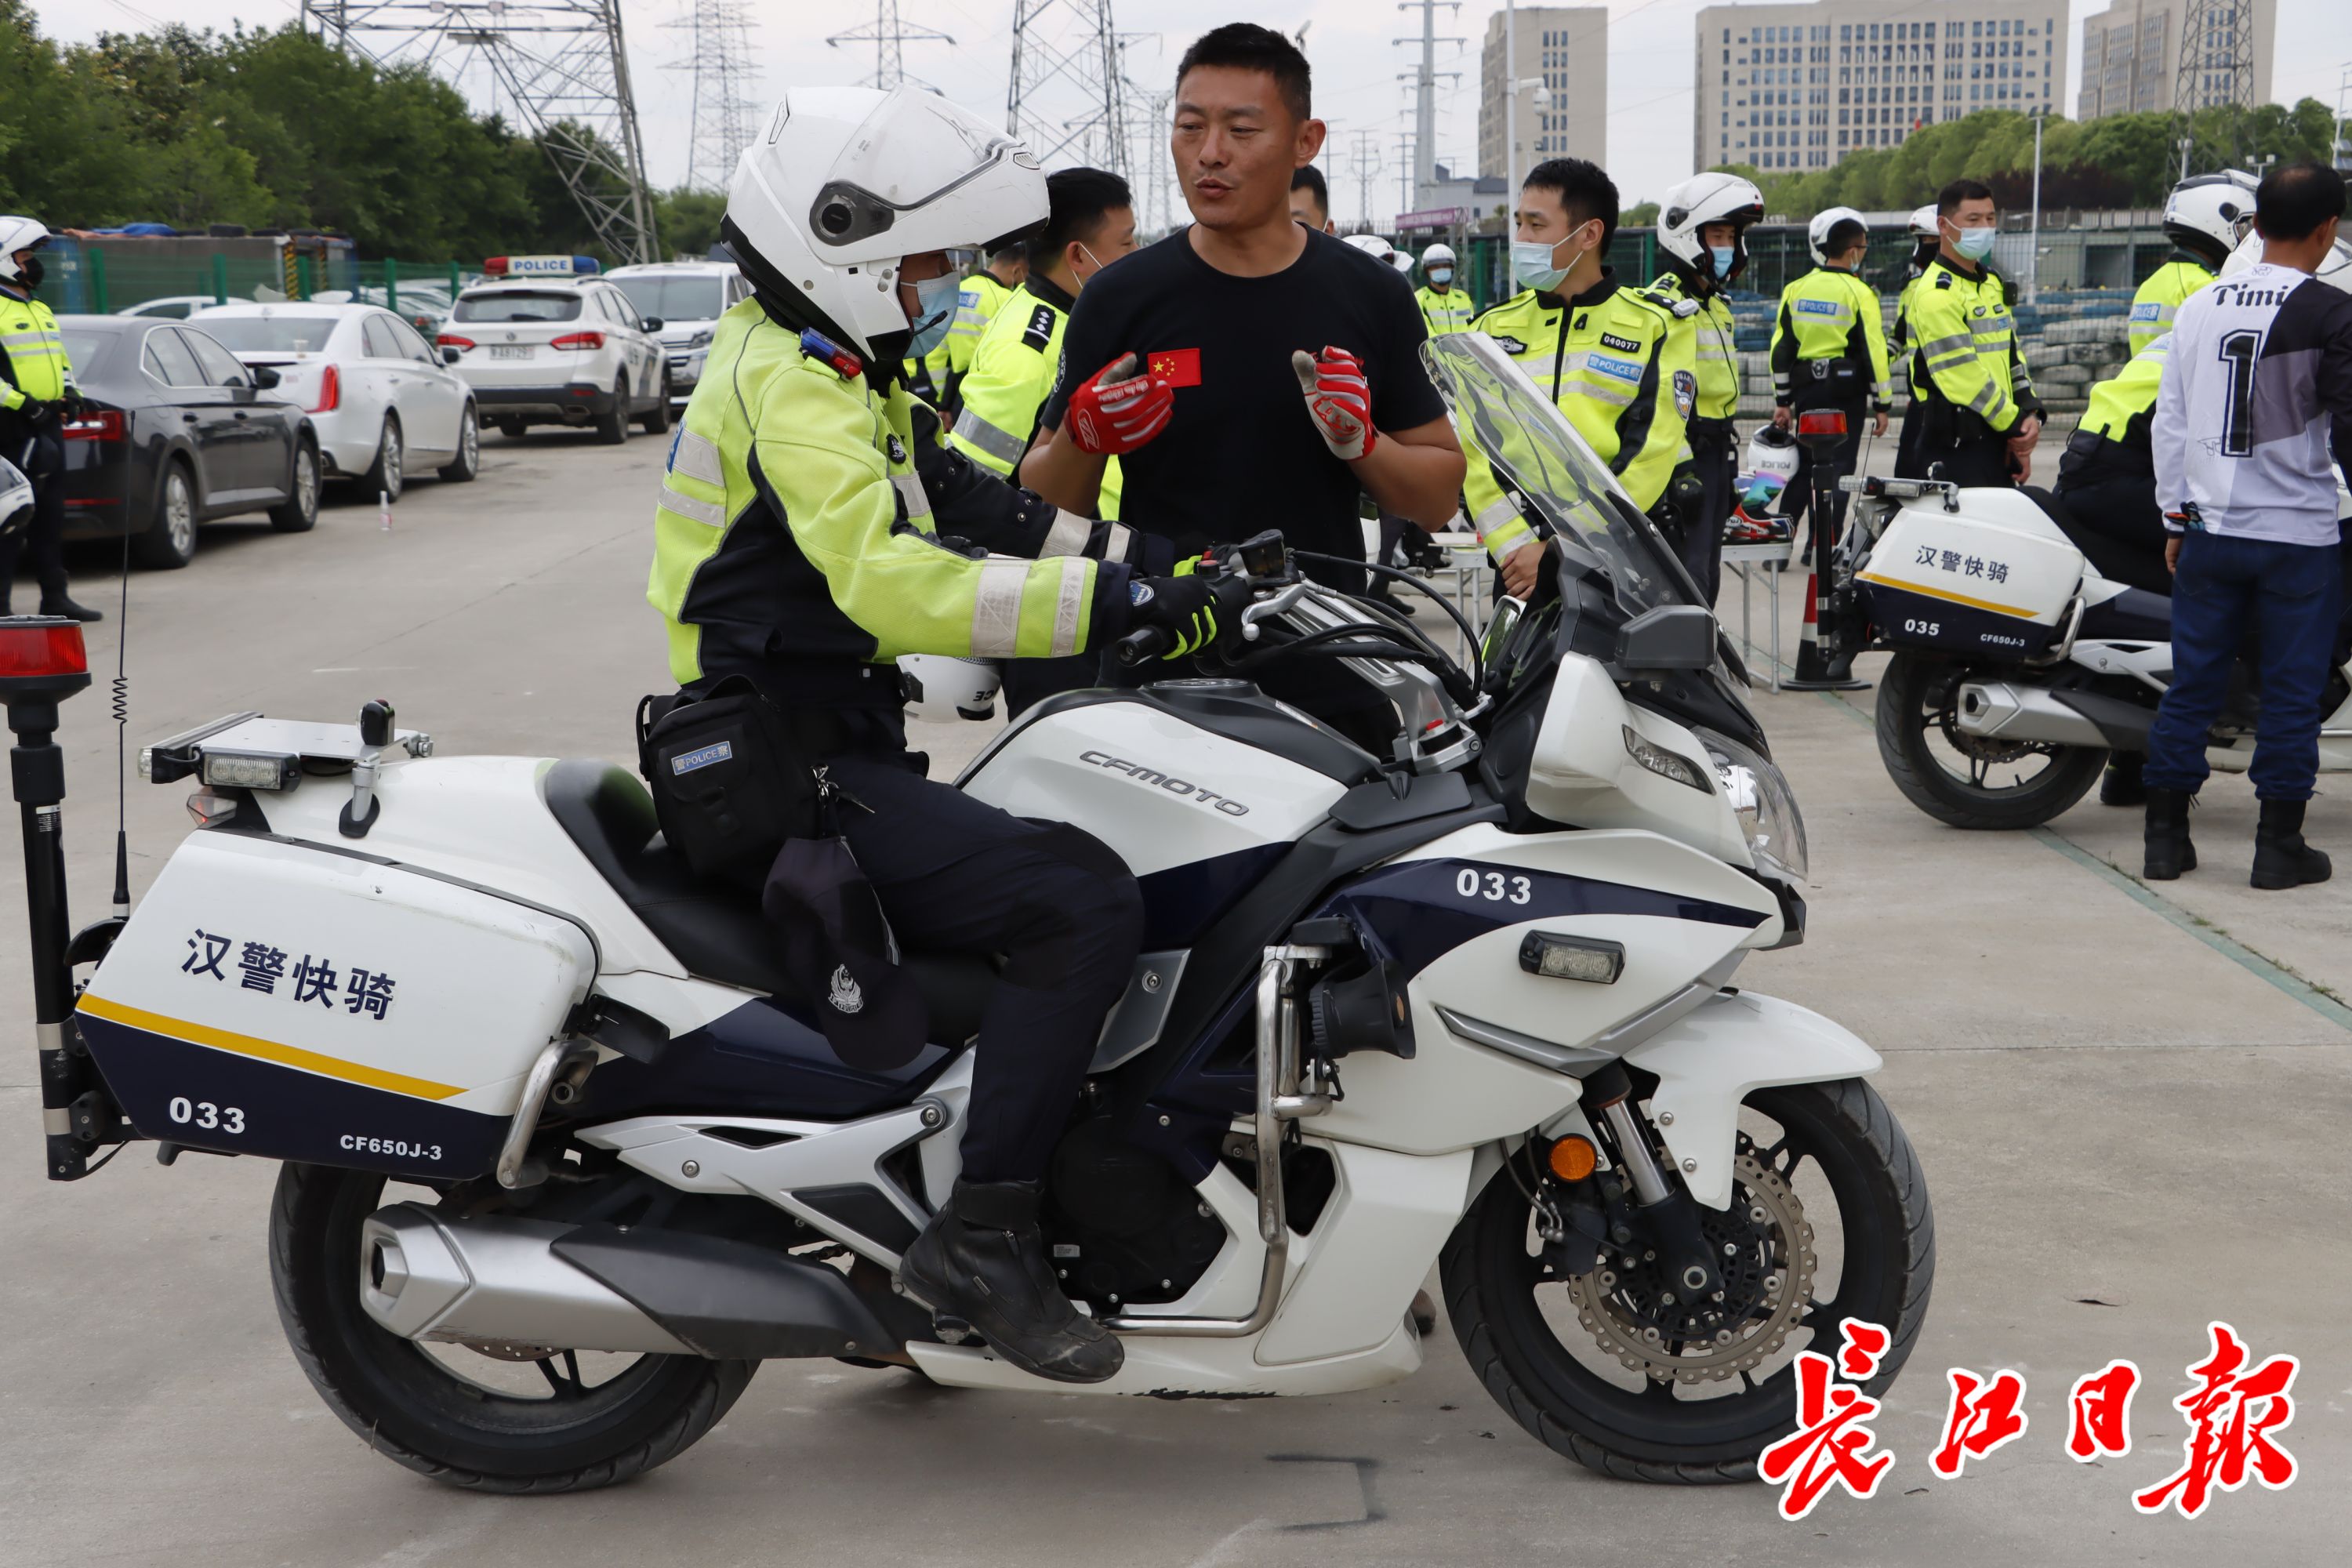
[1696,728,1808,882]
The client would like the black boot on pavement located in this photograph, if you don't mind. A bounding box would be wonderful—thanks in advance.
[2100,751,2146,807]
[39,597,103,623]
[2143,786,2197,880]
[898,1178,1123,1385]
[2251,797,2331,890]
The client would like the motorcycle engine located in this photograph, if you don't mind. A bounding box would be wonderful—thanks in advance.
[1044,1116,1227,1308]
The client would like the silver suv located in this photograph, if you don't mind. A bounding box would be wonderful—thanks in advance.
[605,260,749,406]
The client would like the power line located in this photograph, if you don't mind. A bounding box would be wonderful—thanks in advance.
[826,0,954,91]
[666,0,760,194]
[1008,0,1127,175]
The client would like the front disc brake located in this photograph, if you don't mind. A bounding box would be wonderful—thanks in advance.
[1563,1150,1818,1385]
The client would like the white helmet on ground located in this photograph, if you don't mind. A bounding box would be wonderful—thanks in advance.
[1807,205,1869,267]
[0,457,34,537]
[2164,170,2260,269]
[1345,233,1397,265]
[1657,172,1766,283]
[723,86,1045,361]
[1421,242,1456,270]
[0,216,50,284]
[898,654,1003,722]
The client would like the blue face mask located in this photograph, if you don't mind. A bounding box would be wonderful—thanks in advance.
[1951,224,1996,263]
[1427,267,1454,286]
[1708,245,1738,279]
[906,271,961,357]
[1512,239,1568,292]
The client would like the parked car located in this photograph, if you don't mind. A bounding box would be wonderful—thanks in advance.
[118,296,228,321]
[605,260,747,406]
[438,256,670,442]
[191,303,480,501]
[50,315,320,568]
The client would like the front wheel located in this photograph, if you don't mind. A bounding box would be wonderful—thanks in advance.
[269,1163,756,1492]
[1875,652,2107,829]
[1440,1078,1933,1484]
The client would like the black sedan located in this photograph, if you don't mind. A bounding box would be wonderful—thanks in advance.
[49,316,320,568]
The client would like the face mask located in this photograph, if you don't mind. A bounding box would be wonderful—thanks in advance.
[1708,245,1737,278]
[1950,224,1996,262]
[1512,238,1568,292]
[1427,267,1453,286]
[905,270,961,356]
[17,256,42,290]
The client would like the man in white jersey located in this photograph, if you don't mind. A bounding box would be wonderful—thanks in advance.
[2143,162,2352,890]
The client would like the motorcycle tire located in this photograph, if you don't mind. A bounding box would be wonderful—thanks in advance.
[269,1163,757,1493]
[1440,1078,1933,1485]
[1875,652,2107,829]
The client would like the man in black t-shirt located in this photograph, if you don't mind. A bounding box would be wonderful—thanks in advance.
[1024,24,1465,750]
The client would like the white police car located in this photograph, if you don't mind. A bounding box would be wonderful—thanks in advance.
[605,260,749,408]
[437,256,670,443]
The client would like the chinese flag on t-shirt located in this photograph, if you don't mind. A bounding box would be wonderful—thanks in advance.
[1149,347,1201,387]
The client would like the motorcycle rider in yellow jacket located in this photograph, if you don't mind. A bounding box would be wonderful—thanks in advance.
[1465,158,1696,598]
[2129,170,2258,354]
[648,85,1225,1388]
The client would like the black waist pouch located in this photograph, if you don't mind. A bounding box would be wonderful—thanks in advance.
[636,677,818,888]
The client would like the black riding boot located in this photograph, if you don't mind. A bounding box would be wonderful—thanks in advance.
[898,1178,1123,1385]
[2143,786,2197,880]
[2251,798,2332,890]
[2100,751,2146,807]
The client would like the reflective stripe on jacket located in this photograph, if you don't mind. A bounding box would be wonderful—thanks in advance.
[648,298,1136,705]
[948,280,1123,520]
[0,292,73,410]
[1902,257,2037,437]
[1461,274,1694,562]
[1770,265,1890,408]
[2129,256,2214,357]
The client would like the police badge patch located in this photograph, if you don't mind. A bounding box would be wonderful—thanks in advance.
[1492,336,1530,354]
[1672,369,1697,421]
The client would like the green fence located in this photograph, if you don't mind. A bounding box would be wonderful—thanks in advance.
[32,244,482,323]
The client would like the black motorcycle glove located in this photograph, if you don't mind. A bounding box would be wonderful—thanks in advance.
[1126,569,1247,660]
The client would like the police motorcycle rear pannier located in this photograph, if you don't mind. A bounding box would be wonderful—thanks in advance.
[1856,491,2085,662]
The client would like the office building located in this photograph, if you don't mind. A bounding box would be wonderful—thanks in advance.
[1695,0,2067,176]
[2076,0,2274,120]
[1479,6,1607,183]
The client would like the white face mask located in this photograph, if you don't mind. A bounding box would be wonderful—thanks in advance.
[1511,221,1595,292]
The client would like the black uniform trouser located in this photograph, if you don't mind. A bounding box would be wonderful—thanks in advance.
[0,426,68,607]
[826,752,1143,1185]
[1679,419,1737,606]
[1002,655,1100,718]
[2054,437,2170,595]
[1778,396,1867,554]
[1893,397,1926,480]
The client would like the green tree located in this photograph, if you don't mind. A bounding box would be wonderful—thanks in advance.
[658,188,728,260]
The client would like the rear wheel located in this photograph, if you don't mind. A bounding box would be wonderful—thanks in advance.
[361,416,405,502]
[639,369,671,434]
[269,1163,756,1493]
[593,376,628,445]
[436,403,481,482]
[134,459,198,569]
[1440,1080,1933,1484]
[268,440,320,533]
[1875,652,2107,829]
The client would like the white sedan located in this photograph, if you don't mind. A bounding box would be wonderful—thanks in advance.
[192,303,480,501]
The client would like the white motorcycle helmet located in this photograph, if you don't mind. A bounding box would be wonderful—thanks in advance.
[1745,425,1800,491]
[1421,241,1456,276]
[1657,172,1766,284]
[1905,203,1940,276]
[1388,248,1416,276]
[2163,170,2260,270]
[898,653,1003,722]
[0,216,49,285]
[1807,205,1869,267]
[723,86,1045,362]
[1344,233,1397,267]
[0,456,33,539]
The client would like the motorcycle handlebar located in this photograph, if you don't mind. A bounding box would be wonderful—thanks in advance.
[1112,626,1172,666]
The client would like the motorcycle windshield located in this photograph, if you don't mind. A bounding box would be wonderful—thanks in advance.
[1422,331,1699,626]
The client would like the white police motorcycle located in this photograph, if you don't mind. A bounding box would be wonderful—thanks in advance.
[7,336,1929,1491]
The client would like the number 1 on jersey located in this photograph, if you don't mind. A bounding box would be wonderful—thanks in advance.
[2216,328,2261,458]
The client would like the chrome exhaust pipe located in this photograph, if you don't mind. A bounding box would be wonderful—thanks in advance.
[1952,680,2115,750]
[361,1203,695,1355]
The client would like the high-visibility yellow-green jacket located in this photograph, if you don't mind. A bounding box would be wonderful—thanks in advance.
[1901,256,2039,439]
[1646,270,1740,421]
[1461,271,1694,563]
[1770,264,1891,411]
[2129,255,2214,357]
[946,270,1015,379]
[1415,284,1475,336]
[0,290,74,411]
[2076,331,2169,452]
[648,299,1146,707]
[949,277,1124,522]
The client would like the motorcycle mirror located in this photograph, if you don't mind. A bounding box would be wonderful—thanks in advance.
[1614,604,1718,673]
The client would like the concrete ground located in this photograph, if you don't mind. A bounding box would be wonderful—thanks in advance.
[1,424,2343,1566]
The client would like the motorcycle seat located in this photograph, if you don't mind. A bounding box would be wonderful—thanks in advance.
[539,759,993,1043]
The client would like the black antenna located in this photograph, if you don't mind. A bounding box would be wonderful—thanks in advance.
[111,524,128,918]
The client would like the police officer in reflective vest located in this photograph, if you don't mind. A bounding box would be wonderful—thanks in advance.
[1414,244,1473,336]
[938,241,1025,410]
[2131,170,2258,355]
[1648,172,1762,604]
[1899,178,2042,487]
[648,85,1238,1385]
[949,166,1151,713]
[0,217,99,621]
[1769,206,1890,548]
[1465,158,1695,598]
[1889,203,1940,480]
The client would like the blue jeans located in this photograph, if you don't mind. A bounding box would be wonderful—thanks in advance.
[2144,531,2342,801]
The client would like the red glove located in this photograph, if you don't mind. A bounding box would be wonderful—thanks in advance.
[1065,352,1173,456]
[1291,346,1377,462]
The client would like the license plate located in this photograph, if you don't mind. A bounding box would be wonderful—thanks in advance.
[489,346,533,361]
